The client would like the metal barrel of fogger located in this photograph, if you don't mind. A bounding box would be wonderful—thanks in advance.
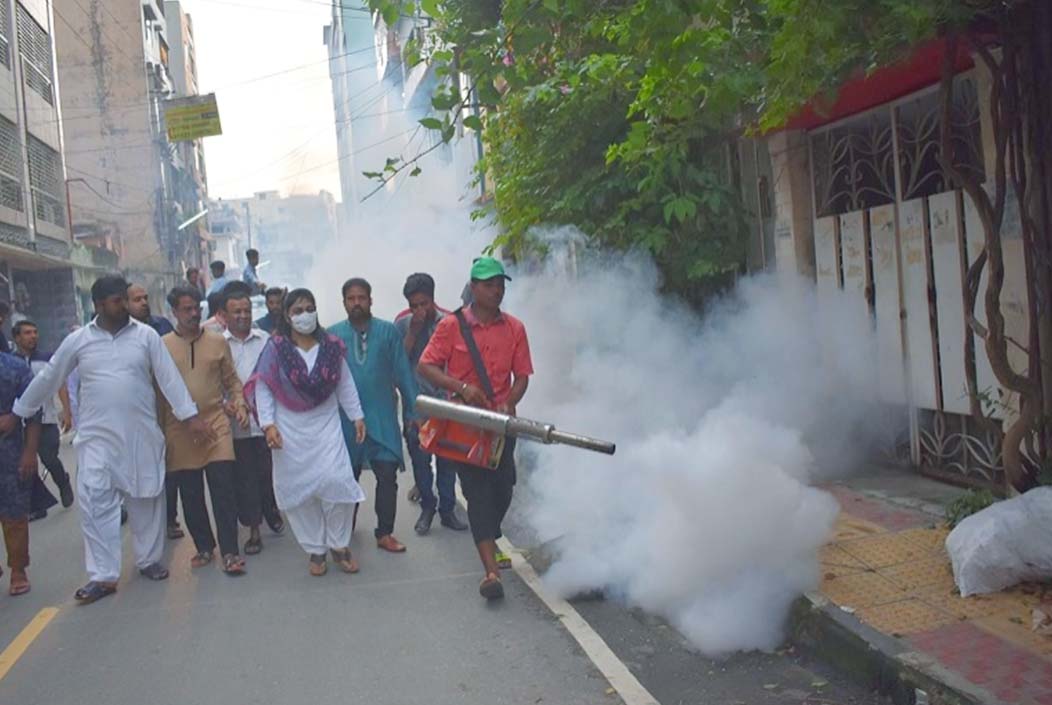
[415,396,616,455]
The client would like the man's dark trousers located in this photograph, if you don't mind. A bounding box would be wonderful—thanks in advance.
[354,460,398,538]
[404,425,455,515]
[453,438,516,545]
[38,424,70,491]
[172,461,239,556]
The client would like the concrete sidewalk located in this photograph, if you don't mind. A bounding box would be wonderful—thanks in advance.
[792,468,1052,705]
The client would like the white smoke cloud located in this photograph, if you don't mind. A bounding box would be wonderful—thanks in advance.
[512,246,885,654]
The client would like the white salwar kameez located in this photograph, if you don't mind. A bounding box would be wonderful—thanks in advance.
[255,345,366,555]
[14,319,198,582]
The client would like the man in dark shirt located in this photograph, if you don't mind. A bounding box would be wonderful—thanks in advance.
[254,287,284,333]
[394,273,466,535]
[12,320,74,510]
[127,284,175,336]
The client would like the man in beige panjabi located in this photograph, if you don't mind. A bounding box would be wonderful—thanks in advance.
[160,286,250,576]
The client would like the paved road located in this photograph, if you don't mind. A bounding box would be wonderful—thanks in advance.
[0,445,887,705]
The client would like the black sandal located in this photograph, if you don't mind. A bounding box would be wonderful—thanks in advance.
[75,581,117,605]
[244,536,263,555]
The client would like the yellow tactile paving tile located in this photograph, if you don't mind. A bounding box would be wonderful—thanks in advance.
[837,531,937,569]
[818,544,868,579]
[821,569,908,609]
[878,557,957,593]
[858,598,957,636]
[830,514,886,542]
[974,612,1052,659]
[917,583,1018,620]
[892,527,950,557]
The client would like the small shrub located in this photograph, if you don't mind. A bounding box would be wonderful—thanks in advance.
[945,489,997,528]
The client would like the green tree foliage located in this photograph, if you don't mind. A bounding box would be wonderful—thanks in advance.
[364,0,986,296]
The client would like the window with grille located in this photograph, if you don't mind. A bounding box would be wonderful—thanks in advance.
[27,135,63,226]
[0,2,10,70]
[0,116,23,212]
[16,3,52,104]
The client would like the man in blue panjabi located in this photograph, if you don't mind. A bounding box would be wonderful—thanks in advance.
[328,277,418,554]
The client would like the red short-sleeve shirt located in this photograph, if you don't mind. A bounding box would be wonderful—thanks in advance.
[419,307,533,405]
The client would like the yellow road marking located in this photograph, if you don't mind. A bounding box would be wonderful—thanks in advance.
[0,607,58,681]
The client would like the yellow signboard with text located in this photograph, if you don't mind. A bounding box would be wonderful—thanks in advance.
[164,93,223,142]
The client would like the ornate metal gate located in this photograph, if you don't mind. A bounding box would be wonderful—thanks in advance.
[807,74,1027,489]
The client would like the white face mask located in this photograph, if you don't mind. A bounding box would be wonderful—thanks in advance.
[290,311,318,335]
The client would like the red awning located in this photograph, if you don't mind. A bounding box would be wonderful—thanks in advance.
[779,38,975,132]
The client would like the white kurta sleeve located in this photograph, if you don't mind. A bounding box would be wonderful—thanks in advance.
[336,358,364,421]
[255,379,277,428]
[147,329,198,421]
[13,332,79,418]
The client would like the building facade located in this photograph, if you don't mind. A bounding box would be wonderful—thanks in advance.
[208,190,339,290]
[54,0,204,309]
[0,0,78,348]
[324,1,483,226]
[164,0,208,274]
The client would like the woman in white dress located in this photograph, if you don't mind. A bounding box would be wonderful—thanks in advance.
[245,288,367,576]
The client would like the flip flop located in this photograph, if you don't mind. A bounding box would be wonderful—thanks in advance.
[9,578,30,596]
[309,553,327,577]
[494,550,512,570]
[244,537,263,555]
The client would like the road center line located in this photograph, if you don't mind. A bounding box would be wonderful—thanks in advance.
[455,489,660,705]
[0,607,59,681]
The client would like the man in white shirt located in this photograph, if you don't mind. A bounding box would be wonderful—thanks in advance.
[223,284,282,553]
[8,276,213,604]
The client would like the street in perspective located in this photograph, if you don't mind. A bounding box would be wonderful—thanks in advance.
[0,2,1051,705]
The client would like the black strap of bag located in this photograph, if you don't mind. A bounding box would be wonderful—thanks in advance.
[454,308,495,402]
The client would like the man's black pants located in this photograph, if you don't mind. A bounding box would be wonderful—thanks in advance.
[354,460,398,538]
[165,476,180,527]
[172,461,240,556]
[233,437,278,528]
[454,438,517,545]
[38,424,70,489]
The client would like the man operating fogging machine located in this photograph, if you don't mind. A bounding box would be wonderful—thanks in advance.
[418,257,614,602]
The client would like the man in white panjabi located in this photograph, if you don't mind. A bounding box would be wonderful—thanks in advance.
[244,288,367,576]
[9,276,213,604]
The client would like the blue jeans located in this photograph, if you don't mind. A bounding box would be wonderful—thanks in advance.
[405,426,456,514]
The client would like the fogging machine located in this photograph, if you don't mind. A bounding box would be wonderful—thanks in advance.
[416,395,616,470]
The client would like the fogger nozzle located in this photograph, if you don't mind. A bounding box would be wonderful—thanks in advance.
[414,395,616,455]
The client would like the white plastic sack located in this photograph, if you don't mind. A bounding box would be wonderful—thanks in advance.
[946,486,1052,597]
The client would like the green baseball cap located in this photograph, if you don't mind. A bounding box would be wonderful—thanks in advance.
[470,256,512,282]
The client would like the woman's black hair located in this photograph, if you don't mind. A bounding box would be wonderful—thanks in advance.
[278,288,318,337]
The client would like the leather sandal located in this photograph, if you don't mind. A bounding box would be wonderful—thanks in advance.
[75,581,117,605]
[309,553,327,576]
[222,554,246,576]
[331,549,359,574]
[479,573,504,600]
[191,551,214,568]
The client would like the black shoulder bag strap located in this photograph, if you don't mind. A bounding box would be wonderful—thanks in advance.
[454,307,495,402]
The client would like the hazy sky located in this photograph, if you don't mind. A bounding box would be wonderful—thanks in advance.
[181,0,347,200]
